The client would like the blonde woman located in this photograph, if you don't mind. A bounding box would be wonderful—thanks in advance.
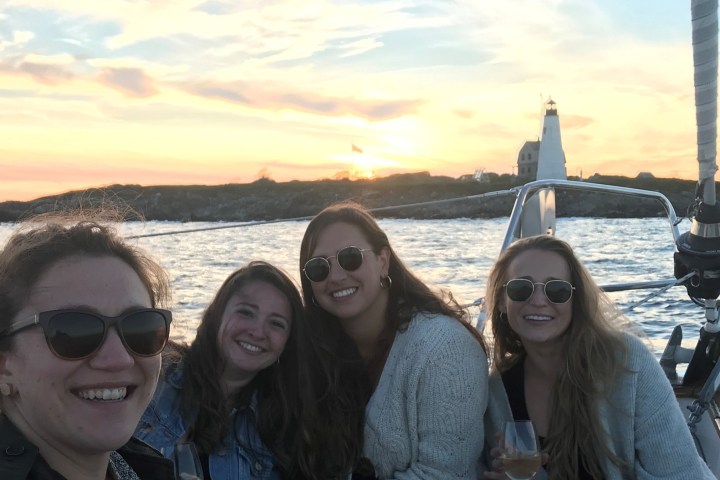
[482,235,714,479]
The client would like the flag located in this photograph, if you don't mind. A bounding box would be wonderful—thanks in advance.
[351,144,363,154]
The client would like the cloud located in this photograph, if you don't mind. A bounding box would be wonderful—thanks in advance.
[186,81,422,120]
[562,114,594,129]
[97,67,158,97]
[337,37,384,58]
[17,61,75,84]
[453,109,474,119]
[0,30,35,50]
[1,54,76,86]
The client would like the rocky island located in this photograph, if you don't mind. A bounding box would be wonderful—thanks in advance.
[0,172,701,222]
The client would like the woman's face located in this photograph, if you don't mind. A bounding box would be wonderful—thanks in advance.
[308,222,390,327]
[502,249,573,348]
[217,281,292,389]
[0,255,160,456]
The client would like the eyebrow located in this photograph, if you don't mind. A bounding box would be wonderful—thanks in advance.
[269,313,291,324]
[516,276,566,282]
[41,304,151,315]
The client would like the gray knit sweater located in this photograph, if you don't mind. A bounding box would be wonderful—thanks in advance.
[480,333,716,479]
[364,312,489,479]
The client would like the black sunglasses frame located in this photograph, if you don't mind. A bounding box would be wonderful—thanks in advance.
[0,308,172,360]
[303,246,374,283]
[503,279,575,304]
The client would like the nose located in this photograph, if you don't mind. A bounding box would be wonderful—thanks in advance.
[245,318,267,339]
[528,284,549,306]
[88,327,134,371]
[326,257,347,281]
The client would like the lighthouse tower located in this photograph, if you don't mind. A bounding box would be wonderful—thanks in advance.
[519,98,566,237]
[536,99,567,180]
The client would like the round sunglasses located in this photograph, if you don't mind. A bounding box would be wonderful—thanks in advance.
[303,246,374,283]
[0,308,172,360]
[503,278,575,304]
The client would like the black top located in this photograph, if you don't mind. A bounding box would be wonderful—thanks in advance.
[0,416,175,480]
[501,361,598,480]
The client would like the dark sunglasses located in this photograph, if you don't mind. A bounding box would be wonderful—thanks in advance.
[0,308,172,360]
[303,246,374,283]
[503,279,575,304]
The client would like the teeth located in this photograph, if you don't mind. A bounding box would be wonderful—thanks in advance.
[525,315,552,321]
[77,387,127,401]
[238,341,263,353]
[333,288,357,298]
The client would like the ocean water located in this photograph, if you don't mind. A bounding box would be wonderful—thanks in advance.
[0,216,706,355]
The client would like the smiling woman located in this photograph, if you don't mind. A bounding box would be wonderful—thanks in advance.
[481,235,716,480]
[135,261,367,480]
[298,201,489,479]
[0,213,175,480]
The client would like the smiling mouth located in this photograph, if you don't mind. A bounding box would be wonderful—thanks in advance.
[237,340,265,353]
[75,386,129,401]
[524,315,553,322]
[332,287,357,298]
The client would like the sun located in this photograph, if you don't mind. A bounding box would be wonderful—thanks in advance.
[346,149,400,179]
[352,162,376,179]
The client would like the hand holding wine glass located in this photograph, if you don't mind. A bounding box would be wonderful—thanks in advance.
[500,420,541,480]
[161,442,204,480]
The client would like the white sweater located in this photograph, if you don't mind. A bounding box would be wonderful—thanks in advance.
[364,312,489,479]
[481,333,717,479]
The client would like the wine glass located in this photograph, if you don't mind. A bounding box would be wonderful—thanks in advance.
[161,442,205,480]
[501,420,541,480]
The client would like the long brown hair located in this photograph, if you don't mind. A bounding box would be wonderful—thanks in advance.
[170,261,364,479]
[485,235,629,479]
[300,201,485,402]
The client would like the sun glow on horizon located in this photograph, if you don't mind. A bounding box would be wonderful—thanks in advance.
[0,1,707,202]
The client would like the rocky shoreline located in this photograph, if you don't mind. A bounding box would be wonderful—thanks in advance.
[0,172,699,222]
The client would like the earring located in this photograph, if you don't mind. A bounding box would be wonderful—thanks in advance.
[380,274,393,289]
[312,296,320,306]
[498,312,507,321]
[0,383,15,397]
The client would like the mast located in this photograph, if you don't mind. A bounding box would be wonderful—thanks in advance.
[674,0,720,385]
[692,0,718,203]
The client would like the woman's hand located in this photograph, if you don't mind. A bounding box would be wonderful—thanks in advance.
[482,431,507,479]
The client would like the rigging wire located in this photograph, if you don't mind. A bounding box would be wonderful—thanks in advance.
[127,188,517,239]
[621,271,698,313]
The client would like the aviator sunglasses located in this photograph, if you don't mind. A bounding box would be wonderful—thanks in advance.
[0,308,172,360]
[303,246,374,282]
[503,278,575,304]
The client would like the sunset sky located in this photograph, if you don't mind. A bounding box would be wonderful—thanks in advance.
[0,1,708,202]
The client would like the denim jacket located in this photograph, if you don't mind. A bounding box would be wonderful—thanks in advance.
[135,362,281,480]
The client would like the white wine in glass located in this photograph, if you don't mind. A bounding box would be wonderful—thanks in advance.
[501,420,541,480]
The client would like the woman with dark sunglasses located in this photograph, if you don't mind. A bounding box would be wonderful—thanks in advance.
[0,214,175,480]
[135,261,367,479]
[299,201,489,479]
[481,235,714,480]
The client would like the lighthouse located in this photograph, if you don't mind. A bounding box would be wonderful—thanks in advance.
[519,98,566,237]
[536,99,567,180]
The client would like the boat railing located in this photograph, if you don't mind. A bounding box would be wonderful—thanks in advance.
[500,179,685,302]
[501,179,682,251]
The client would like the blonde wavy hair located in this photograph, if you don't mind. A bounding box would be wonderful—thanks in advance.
[485,235,629,479]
